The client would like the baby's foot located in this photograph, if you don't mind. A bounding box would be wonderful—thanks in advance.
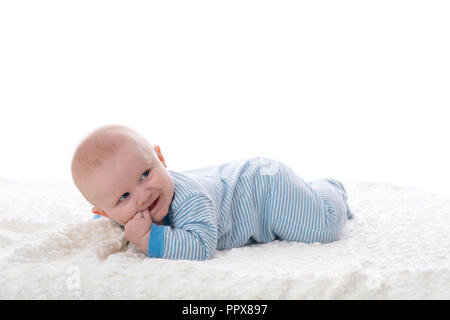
[325,179,347,198]
[326,179,353,219]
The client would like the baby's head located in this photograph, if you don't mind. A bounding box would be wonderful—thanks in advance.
[71,125,174,226]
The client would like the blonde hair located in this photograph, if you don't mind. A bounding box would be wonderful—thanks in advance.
[71,124,153,200]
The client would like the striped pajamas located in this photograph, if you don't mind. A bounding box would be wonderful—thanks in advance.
[147,157,353,260]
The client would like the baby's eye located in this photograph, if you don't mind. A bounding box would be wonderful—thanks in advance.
[140,169,150,181]
[119,192,130,202]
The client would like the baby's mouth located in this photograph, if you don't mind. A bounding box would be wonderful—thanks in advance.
[148,196,160,212]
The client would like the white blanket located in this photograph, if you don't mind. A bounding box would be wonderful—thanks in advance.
[0,178,449,299]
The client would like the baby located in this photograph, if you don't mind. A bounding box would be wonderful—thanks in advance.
[71,125,353,260]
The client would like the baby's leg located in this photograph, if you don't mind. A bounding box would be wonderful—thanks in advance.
[321,178,353,220]
[304,178,353,242]
[267,163,352,244]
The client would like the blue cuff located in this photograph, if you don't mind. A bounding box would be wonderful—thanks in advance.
[147,223,165,258]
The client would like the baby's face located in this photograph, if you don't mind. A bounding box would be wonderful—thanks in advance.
[85,142,174,226]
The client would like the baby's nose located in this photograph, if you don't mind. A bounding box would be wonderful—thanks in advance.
[137,189,152,206]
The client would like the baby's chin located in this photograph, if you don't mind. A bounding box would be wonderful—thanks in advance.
[149,193,170,224]
[153,208,168,224]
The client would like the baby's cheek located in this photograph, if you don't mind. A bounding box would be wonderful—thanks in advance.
[114,211,130,226]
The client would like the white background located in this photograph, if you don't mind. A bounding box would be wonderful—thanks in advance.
[0,1,449,195]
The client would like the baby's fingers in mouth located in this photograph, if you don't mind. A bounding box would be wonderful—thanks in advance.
[143,208,151,218]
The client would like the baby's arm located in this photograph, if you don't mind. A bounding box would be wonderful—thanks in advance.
[146,194,218,260]
[124,209,153,253]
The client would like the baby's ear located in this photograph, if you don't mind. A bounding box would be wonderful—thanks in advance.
[92,207,109,218]
[155,145,167,167]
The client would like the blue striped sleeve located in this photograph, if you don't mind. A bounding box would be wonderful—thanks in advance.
[162,194,218,260]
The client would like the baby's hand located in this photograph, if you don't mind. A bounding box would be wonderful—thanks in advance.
[124,209,152,253]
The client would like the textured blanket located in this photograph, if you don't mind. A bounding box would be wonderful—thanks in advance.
[0,179,449,299]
